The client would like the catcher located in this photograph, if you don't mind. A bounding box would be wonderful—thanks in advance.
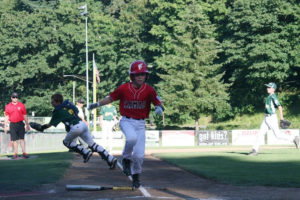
[248,82,299,156]
[29,93,117,169]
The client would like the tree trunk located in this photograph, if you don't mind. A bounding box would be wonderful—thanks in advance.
[195,119,199,131]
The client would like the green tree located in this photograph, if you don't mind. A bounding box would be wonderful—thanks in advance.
[87,0,152,100]
[0,1,84,115]
[156,2,231,129]
[221,0,299,111]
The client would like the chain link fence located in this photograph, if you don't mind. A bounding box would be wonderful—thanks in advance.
[0,117,67,154]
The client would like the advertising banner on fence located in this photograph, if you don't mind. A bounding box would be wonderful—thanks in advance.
[197,130,229,145]
[146,130,160,147]
[93,131,125,148]
[162,130,195,146]
[232,130,264,145]
[267,129,299,145]
[92,131,123,139]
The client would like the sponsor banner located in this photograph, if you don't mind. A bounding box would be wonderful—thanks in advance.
[162,130,195,146]
[267,129,299,145]
[146,130,159,147]
[93,138,125,147]
[93,131,125,148]
[232,130,264,145]
[197,130,229,145]
[92,131,123,139]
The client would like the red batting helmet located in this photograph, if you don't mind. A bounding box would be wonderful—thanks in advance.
[129,60,149,74]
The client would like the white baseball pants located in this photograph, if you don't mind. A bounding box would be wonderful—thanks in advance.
[253,114,294,152]
[102,120,115,152]
[64,121,105,154]
[119,117,146,175]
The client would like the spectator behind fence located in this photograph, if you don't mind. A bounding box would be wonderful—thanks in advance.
[99,103,117,153]
[74,98,88,148]
[4,92,30,159]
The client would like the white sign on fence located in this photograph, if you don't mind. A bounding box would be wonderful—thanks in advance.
[146,130,159,147]
[198,130,229,145]
[232,129,264,145]
[162,130,194,146]
[267,129,300,145]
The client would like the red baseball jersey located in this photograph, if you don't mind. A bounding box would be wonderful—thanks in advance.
[5,102,27,123]
[110,82,162,119]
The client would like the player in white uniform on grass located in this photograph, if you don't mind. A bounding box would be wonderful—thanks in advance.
[248,82,299,156]
[89,60,164,189]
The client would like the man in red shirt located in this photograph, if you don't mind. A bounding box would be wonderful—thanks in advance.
[4,92,30,159]
[89,60,164,189]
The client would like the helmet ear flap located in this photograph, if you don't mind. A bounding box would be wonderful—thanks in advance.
[130,74,134,81]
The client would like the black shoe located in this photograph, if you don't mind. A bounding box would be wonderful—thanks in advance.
[122,158,131,176]
[132,174,141,189]
[293,136,299,149]
[11,153,19,160]
[248,149,258,156]
[22,153,30,159]
[83,151,93,163]
[108,157,117,169]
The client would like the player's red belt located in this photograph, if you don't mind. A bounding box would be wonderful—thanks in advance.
[124,116,145,120]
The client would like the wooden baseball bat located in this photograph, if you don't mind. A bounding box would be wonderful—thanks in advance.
[66,184,133,191]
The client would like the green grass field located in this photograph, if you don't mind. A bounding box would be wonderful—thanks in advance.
[0,152,73,192]
[154,148,300,187]
[1,147,300,193]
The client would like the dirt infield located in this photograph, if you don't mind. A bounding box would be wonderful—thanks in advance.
[2,147,300,200]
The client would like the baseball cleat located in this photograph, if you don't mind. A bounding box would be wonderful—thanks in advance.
[83,151,93,163]
[22,153,30,159]
[293,136,299,149]
[11,153,19,160]
[132,174,141,189]
[248,149,258,156]
[122,158,132,176]
[108,157,118,169]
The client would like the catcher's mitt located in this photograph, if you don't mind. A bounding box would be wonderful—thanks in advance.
[280,119,291,129]
[29,122,44,132]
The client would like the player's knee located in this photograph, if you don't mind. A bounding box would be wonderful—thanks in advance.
[63,140,70,148]
[134,154,144,160]
[126,135,138,145]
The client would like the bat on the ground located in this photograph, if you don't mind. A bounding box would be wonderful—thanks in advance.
[65,184,133,191]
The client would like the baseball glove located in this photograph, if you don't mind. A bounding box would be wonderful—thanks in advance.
[29,122,44,132]
[280,119,291,129]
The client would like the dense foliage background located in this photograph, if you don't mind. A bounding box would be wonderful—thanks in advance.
[0,0,299,128]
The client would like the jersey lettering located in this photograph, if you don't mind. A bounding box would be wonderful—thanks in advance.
[110,82,162,119]
[124,100,146,109]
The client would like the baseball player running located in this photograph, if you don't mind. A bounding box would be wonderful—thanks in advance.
[32,93,117,169]
[248,82,299,156]
[89,60,164,189]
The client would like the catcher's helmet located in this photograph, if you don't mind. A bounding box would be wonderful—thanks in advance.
[129,60,149,74]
